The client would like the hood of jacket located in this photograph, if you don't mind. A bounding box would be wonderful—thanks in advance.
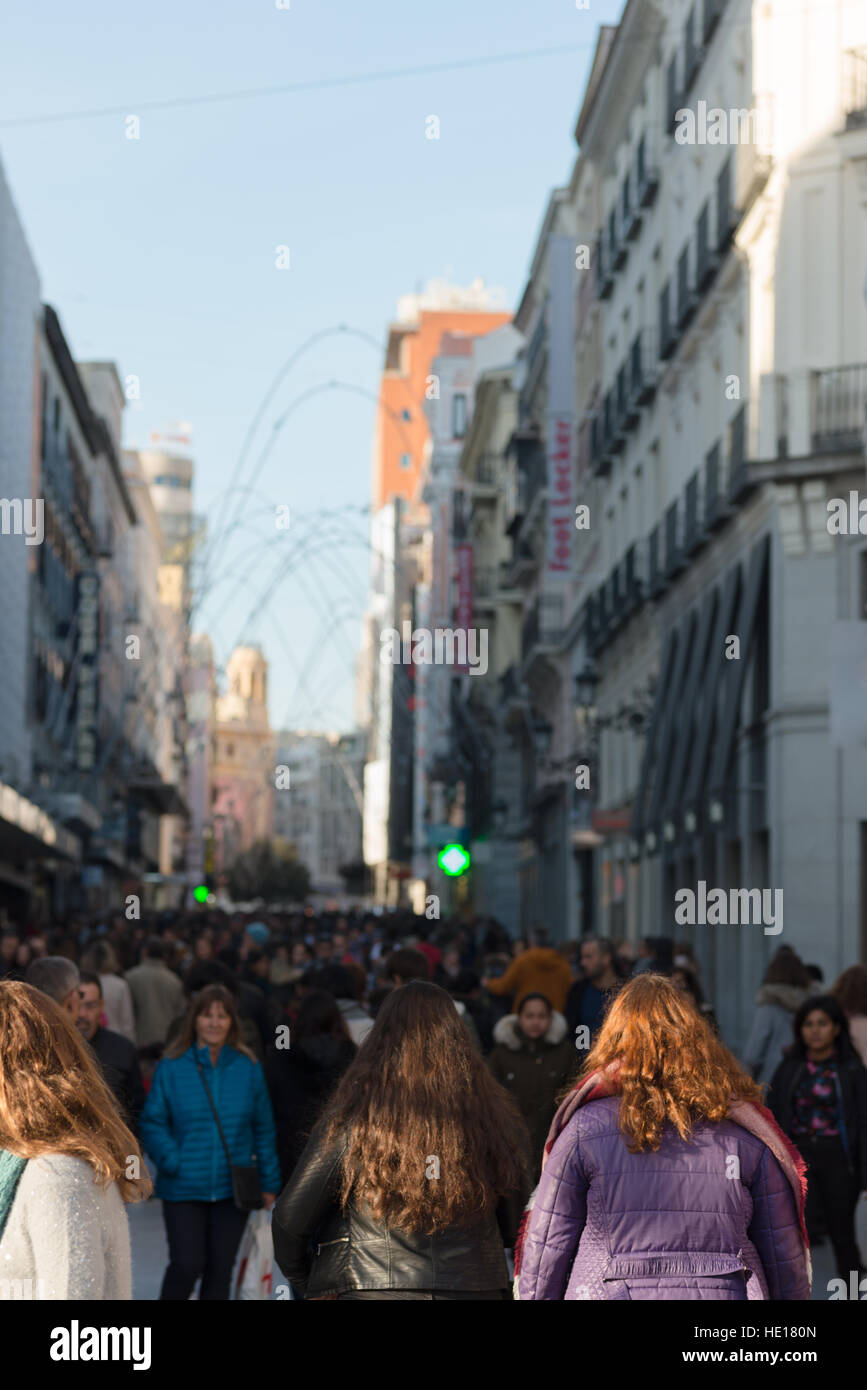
[522,948,569,976]
[337,998,369,1022]
[756,983,811,1013]
[493,1010,568,1051]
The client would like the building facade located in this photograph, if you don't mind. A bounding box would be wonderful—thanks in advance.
[448,0,867,1050]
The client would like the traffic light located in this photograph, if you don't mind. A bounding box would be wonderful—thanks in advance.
[437,843,471,876]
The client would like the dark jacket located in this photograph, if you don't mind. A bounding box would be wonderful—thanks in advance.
[518,1095,810,1301]
[272,1126,527,1297]
[487,1012,578,1177]
[766,1050,867,1187]
[140,1043,281,1202]
[89,1025,146,1135]
[564,978,620,1042]
[265,1034,356,1183]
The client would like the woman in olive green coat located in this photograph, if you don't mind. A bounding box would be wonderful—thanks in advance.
[487,993,578,1180]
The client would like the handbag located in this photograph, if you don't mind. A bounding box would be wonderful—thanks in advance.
[195,1057,263,1212]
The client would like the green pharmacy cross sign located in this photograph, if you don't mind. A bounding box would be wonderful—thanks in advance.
[437,843,470,877]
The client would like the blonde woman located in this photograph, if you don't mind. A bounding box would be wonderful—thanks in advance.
[0,981,150,1300]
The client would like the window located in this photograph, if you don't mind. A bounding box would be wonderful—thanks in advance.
[401,408,411,421]
[716,157,733,249]
[452,393,467,438]
[400,453,411,470]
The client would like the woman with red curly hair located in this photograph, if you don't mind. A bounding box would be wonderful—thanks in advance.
[517,973,811,1301]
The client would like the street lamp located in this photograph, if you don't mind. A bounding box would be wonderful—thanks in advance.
[575,662,600,712]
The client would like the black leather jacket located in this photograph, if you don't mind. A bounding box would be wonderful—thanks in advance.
[272,1127,527,1297]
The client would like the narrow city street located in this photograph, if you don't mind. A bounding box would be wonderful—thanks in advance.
[1,0,867,1366]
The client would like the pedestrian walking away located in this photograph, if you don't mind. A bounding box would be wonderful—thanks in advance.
[517,974,811,1301]
[272,980,530,1300]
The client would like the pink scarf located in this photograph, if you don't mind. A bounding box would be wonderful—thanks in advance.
[514,1062,811,1286]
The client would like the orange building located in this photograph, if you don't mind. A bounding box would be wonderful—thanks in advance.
[373,281,510,510]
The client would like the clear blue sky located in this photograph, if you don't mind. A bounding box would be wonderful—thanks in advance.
[0,0,621,731]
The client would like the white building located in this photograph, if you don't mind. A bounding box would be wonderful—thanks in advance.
[571,0,867,1045]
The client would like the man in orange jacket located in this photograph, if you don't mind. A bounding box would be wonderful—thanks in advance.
[482,927,573,1013]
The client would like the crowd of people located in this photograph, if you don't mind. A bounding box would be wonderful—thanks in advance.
[0,907,865,1301]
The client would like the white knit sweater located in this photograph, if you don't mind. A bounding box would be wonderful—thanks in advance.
[0,1154,131,1300]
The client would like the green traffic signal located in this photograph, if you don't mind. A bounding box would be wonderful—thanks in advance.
[193,885,209,904]
[438,843,470,876]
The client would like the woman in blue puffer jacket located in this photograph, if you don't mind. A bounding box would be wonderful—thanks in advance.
[140,983,281,1300]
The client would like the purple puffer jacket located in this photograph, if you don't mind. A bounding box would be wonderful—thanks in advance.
[519,1096,810,1301]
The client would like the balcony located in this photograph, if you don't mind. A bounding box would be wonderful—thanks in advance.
[624,174,643,241]
[615,366,631,438]
[734,95,774,219]
[596,239,614,301]
[629,329,658,407]
[844,47,867,129]
[810,365,867,454]
[727,406,752,502]
[666,55,681,135]
[623,540,646,615]
[684,471,704,554]
[676,245,697,330]
[704,441,727,528]
[665,498,686,578]
[587,584,614,655]
[716,157,737,252]
[474,453,499,487]
[521,591,566,663]
[637,133,660,207]
[696,201,720,291]
[605,389,625,455]
[648,523,666,596]
[609,209,627,272]
[659,282,677,360]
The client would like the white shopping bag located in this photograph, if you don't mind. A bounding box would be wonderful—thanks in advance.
[231,1209,274,1301]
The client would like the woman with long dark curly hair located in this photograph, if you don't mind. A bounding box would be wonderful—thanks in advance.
[767,993,867,1280]
[517,973,811,1301]
[272,980,530,1300]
